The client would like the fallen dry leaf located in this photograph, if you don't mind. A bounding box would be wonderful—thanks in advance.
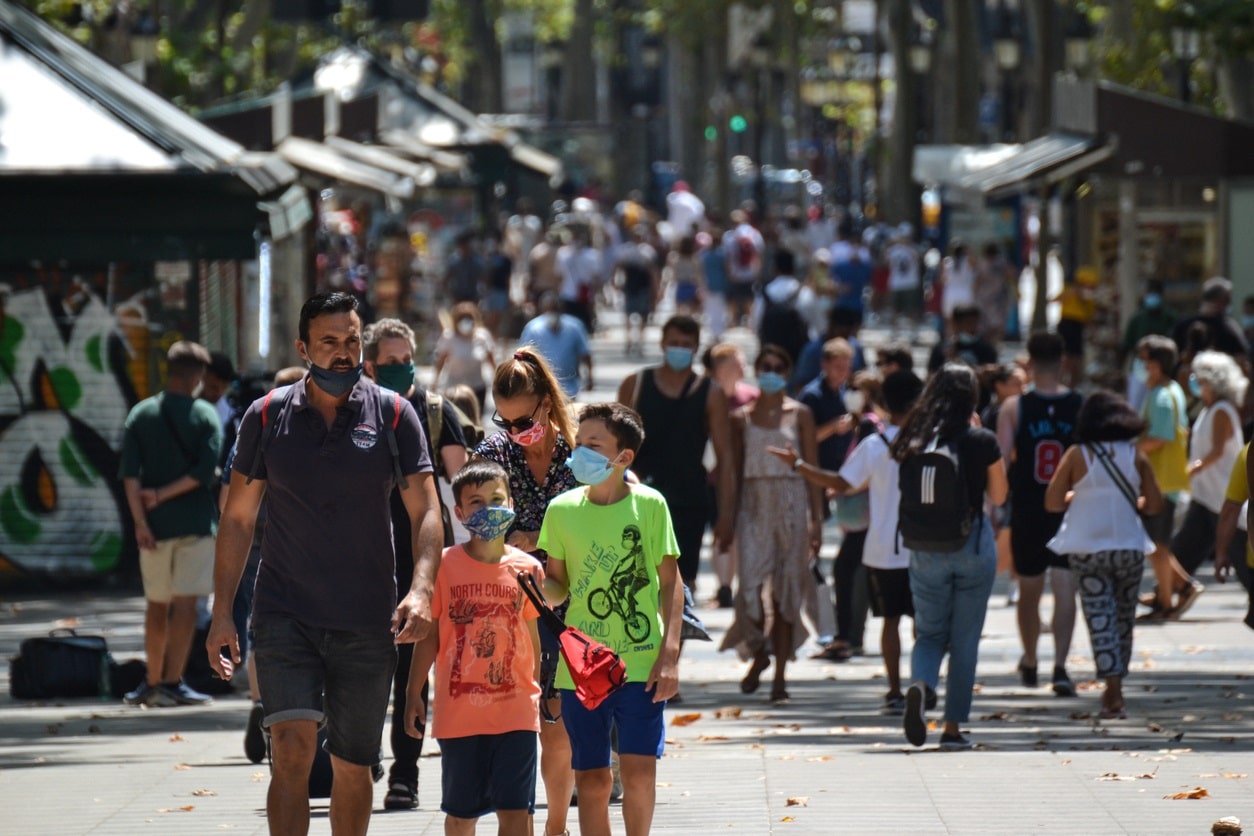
[1224,713,1244,722]
[52,617,80,629]
[1225,773,1249,780]
[251,772,267,782]
[806,756,832,762]
[786,797,809,807]
[779,816,795,822]
[156,805,195,813]
[670,713,702,727]
[714,707,743,719]
[981,711,1015,722]
[169,734,186,742]
[1070,712,1092,721]
[174,764,192,770]
[696,735,729,741]
[192,789,217,797]
[655,782,672,788]
[1165,787,1212,800]
[778,755,795,761]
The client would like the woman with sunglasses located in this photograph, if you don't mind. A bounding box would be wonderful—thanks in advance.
[719,345,824,704]
[473,346,578,836]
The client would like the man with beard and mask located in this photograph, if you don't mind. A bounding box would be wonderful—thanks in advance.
[518,290,593,398]
[207,292,444,836]
[928,304,998,374]
[363,317,469,811]
[120,340,223,708]
[617,314,737,596]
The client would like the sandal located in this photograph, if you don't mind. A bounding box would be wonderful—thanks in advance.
[740,655,770,694]
[769,687,791,704]
[1099,707,1128,720]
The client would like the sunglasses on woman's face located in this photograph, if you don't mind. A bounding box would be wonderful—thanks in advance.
[759,363,788,374]
[492,400,544,433]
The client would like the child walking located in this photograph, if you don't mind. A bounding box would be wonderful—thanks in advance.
[1045,392,1163,719]
[404,460,542,836]
[538,403,683,836]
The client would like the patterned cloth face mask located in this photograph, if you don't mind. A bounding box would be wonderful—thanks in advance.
[463,505,516,541]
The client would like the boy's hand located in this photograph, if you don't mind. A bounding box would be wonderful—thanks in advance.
[646,655,679,703]
[402,690,427,739]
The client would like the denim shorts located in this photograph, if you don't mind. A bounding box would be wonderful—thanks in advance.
[439,730,537,818]
[560,683,665,770]
[252,617,396,766]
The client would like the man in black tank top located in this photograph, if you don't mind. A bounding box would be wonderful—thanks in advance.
[996,332,1082,697]
[617,315,737,590]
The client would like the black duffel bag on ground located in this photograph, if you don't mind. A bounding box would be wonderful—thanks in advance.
[9,629,112,700]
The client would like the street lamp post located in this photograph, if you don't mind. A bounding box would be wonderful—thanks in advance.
[1170,21,1201,104]
[993,3,1021,142]
[749,37,770,214]
[1065,9,1095,77]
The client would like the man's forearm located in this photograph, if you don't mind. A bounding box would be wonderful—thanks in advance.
[212,518,253,618]
[123,478,148,528]
[157,474,203,504]
[407,508,443,597]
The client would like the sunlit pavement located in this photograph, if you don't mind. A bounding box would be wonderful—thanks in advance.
[3,307,1254,834]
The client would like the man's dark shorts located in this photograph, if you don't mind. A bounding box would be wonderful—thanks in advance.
[253,618,396,766]
[1011,522,1070,577]
[727,282,756,306]
[440,730,537,818]
[1142,498,1177,547]
[1057,318,1085,356]
[867,567,914,619]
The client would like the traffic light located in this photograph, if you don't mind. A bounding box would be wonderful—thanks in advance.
[704,125,718,142]
[728,114,748,133]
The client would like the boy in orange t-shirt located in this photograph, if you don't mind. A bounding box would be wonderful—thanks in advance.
[404,460,542,835]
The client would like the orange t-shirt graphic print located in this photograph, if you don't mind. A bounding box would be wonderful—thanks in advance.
[430,545,542,739]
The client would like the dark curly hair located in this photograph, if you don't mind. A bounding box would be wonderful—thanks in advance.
[890,363,979,461]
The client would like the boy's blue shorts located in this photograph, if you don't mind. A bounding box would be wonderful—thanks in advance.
[560,683,666,770]
[439,730,537,818]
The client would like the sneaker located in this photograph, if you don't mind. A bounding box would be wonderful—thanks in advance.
[716,585,734,608]
[1052,667,1076,697]
[904,682,927,747]
[1171,579,1205,620]
[244,703,266,764]
[383,781,418,810]
[939,732,973,751]
[882,692,906,716]
[159,681,213,706]
[123,681,174,707]
[1006,580,1019,607]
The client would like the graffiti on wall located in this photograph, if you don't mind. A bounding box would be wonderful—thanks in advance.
[0,287,141,578]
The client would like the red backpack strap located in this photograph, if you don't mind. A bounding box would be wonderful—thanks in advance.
[392,392,403,430]
[259,389,275,428]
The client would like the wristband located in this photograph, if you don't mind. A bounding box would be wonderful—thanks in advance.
[792,457,803,472]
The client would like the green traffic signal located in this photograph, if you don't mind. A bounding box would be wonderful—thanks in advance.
[729,114,748,133]
[704,125,718,141]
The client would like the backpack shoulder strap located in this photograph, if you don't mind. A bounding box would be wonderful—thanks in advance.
[382,388,409,491]
[424,390,444,451]
[244,386,293,484]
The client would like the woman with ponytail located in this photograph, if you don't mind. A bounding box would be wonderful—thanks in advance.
[473,346,579,836]
[890,362,1007,751]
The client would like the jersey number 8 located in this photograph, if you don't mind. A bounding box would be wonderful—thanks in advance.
[1034,440,1064,484]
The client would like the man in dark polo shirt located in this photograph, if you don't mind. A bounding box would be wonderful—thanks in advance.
[207,292,443,835]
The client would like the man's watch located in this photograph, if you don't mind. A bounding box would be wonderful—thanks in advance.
[792,457,803,472]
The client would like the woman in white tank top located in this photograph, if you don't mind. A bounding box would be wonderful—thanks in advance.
[1045,392,1164,720]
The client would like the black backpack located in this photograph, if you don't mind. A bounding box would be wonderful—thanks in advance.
[758,288,808,365]
[897,431,973,553]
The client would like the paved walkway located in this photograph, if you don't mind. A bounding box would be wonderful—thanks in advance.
[4,314,1254,833]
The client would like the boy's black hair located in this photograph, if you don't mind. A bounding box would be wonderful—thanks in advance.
[578,403,646,454]
[882,370,924,416]
[661,314,701,342]
[773,248,796,277]
[876,342,914,371]
[1026,331,1065,370]
[451,460,511,507]
[1073,390,1147,442]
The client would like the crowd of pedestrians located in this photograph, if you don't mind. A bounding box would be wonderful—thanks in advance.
[107,178,1254,834]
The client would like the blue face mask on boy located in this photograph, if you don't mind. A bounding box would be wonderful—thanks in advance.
[664,347,694,372]
[566,446,617,486]
[757,371,788,394]
[462,505,516,541]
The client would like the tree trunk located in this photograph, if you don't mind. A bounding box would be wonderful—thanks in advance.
[880,0,917,226]
[1024,0,1054,137]
[562,0,598,122]
[465,0,503,113]
[936,0,980,143]
[1217,56,1254,121]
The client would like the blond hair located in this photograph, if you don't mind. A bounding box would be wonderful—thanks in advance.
[492,346,576,445]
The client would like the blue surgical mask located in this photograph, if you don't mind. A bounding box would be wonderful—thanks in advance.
[957,332,978,345]
[462,504,515,542]
[1189,375,1203,398]
[566,445,617,486]
[375,361,415,394]
[1144,293,1163,309]
[1242,315,1254,330]
[1132,358,1149,384]
[308,358,364,398]
[664,346,694,372]
[757,371,788,394]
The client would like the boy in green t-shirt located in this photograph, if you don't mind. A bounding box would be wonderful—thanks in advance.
[538,403,682,836]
